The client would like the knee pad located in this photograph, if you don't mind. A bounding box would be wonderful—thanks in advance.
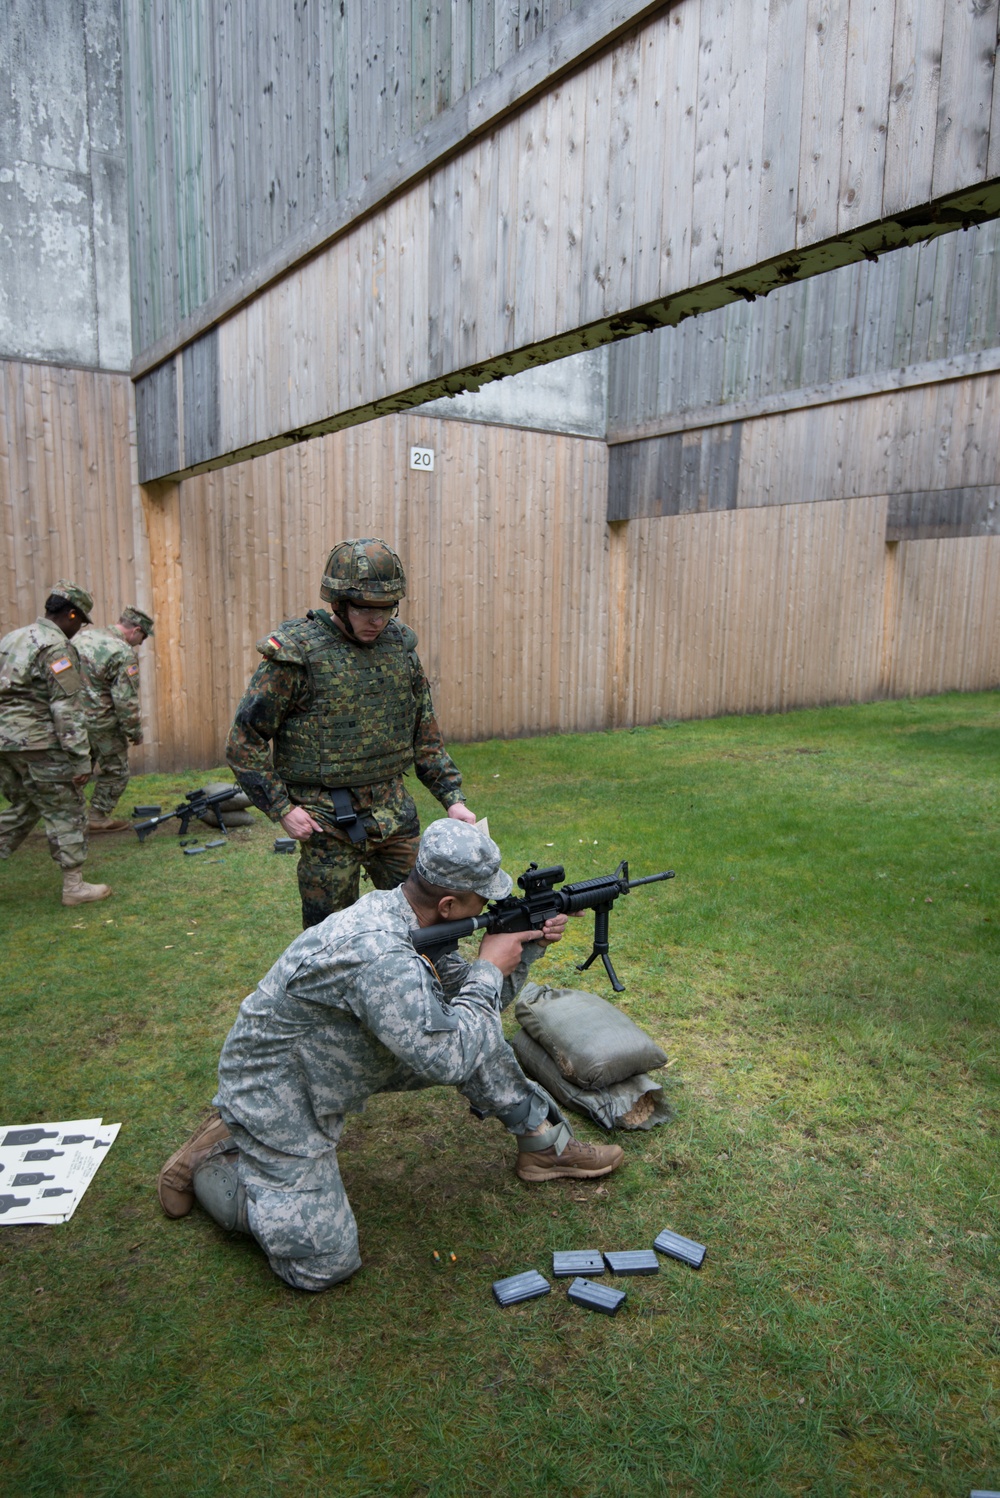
[192,1144,247,1232]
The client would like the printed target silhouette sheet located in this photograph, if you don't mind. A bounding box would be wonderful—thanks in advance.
[0,1118,121,1224]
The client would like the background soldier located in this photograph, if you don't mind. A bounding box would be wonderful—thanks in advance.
[75,605,154,833]
[0,581,111,906]
[227,537,477,927]
[156,820,624,1293]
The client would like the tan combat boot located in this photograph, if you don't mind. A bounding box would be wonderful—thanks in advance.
[516,1120,625,1183]
[157,1111,232,1218]
[88,813,130,833]
[61,869,112,906]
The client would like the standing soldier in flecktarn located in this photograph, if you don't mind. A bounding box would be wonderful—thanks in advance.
[0,581,112,906]
[75,605,154,833]
[227,538,477,928]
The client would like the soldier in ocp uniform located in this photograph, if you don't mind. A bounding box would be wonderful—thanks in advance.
[75,605,154,833]
[156,819,624,1292]
[0,581,112,905]
[226,538,477,928]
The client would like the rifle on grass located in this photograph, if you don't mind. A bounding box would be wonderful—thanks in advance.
[411,860,675,992]
[132,786,242,843]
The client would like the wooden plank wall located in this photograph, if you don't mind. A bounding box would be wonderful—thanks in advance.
[606,219,1000,435]
[2,356,997,774]
[130,0,1000,479]
[0,359,160,766]
[123,0,593,354]
[138,412,612,768]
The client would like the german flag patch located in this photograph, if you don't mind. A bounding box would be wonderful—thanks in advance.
[267,636,282,652]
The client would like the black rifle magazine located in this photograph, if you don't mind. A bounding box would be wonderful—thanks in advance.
[552,1251,605,1278]
[182,845,207,855]
[654,1228,707,1270]
[492,1270,551,1307]
[604,1250,660,1276]
[132,805,161,817]
[567,1277,626,1315]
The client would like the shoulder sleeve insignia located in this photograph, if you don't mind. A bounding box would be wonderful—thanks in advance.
[126,663,139,677]
[256,625,307,664]
[49,657,72,674]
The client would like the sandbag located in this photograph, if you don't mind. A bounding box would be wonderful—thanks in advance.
[198,782,254,827]
[199,808,254,828]
[511,1030,672,1133]
[514,982,667,1090]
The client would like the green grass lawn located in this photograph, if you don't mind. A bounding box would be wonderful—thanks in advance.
[1,691,998,1497]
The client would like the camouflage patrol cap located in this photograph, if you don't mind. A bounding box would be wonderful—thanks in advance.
[415,819,513,901]
[321,538,407,605]
[121,605,154,636]
[49,579,93,621]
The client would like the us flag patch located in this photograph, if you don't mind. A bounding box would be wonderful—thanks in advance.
[50,657,72,674]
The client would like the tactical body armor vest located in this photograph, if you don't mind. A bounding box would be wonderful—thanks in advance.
[271,615,419,788]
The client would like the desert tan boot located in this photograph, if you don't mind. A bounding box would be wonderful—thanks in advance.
[88,814,130,833]
[157,1112,232,1218]
[516,1131,625,1183]
[61,870,112,905]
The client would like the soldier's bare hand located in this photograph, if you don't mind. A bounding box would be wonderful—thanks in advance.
[479,928,544,975]
[538,913,569,945]
[71,772,91,786]
[280,806,324,840]
[446,803,477,824]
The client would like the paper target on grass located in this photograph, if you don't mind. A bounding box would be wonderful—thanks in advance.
[0,1118,121,1224]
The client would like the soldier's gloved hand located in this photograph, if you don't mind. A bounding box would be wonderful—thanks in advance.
[478,928,545,976]
[446,803,477,825]
[280,806,324,840]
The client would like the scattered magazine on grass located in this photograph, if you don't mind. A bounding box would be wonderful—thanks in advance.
[0,1117,121,1224]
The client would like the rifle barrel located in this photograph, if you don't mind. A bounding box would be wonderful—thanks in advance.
[628,870,675,887]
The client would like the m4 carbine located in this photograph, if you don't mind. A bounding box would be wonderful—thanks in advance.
[411,860,674,991]
[132,785,243,843]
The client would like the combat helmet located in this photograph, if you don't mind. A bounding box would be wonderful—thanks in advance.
[321,539,406,606]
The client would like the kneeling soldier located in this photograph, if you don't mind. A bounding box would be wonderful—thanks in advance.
[157,820,624,1291]
[75,605,153,832]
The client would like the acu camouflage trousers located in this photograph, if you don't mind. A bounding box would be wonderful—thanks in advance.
[213,1048,554,1292]
[0,750,88,869]
[87,725,131,816]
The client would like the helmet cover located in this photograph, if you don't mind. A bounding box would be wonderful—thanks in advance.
[321,538,407,605]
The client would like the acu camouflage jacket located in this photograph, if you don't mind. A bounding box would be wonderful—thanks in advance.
[0,619,90,760]
[74,625,143,743]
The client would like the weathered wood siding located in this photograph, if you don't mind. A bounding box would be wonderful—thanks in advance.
[139,413,612,768]
[0,358,160,766]
[608,366,1000,543]
[122,0,603,355]
[607,219,1000,435]
[129,0,1000,481]
[3,357,997,775]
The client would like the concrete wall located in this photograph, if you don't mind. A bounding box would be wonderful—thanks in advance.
[416,347,608,438]
[0,0,131,370]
